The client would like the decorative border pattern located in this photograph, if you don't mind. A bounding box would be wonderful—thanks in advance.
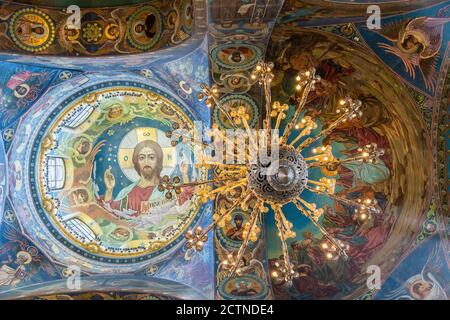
[0,1,194,56]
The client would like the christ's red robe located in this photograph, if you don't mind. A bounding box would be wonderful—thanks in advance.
[109,185,155,216]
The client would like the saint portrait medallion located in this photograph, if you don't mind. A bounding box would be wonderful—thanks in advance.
[211,43,262,70]
[126,6,163,51]
[9,8,56,52]
[213,94,258,129]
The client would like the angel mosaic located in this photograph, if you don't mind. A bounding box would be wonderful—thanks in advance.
[383,240,449,300]
[376,17,450,92]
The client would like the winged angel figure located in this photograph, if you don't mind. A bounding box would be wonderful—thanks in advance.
[215,236,267,284]
[385,241,449,300]
[0,224,57,287]
[376,17,450,92]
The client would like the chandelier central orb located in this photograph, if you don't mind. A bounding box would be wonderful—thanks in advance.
[248,145,308,204]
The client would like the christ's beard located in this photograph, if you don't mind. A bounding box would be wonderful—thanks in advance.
[141,166,156,180]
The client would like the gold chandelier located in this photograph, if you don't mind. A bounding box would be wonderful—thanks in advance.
[162,61,384,286]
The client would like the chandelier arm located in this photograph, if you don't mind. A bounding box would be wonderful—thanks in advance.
[273,205,294,281]
[207,178,248,197]
[203,162,246,167]
[200,190,253,238]
[288,127,310,146]
[307,179,330,188]
[274,110,285,132]
[297,108,359,151]
[239,116,259,152]
[281,72,316,144]
[184,191,254,252]
[209,148,247,166]
[178,177,245,188]
[200,83,237,129]
[263,78,272,140]
[170,132,215,153]
[304,154,332,162]
[305,186,378,213]
[229,200,262,276]
[306,161,321,168]
[293,200,348,258]
[212,96,238,130]
[337,155,376,164]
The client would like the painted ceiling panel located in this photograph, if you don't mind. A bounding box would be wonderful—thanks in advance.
[0,0,206,70]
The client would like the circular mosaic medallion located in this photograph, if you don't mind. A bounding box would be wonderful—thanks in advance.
[126,6,163,51]
[31,82,205,262]
[9,8,55,52]
[211,43,262,70]
[181,0,194,34]
[81,22,103,43]
[216,209,259,249]
[213,94,258,129]
[218,275,268,300]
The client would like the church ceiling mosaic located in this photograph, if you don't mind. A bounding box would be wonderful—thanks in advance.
[261,0,449,301]
[0,0,194,55]
[0,0,207,70]
[0,0,448,301]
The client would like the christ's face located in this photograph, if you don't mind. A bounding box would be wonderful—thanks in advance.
[138,146,157,180]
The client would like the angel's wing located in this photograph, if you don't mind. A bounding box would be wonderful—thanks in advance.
[0,241,20,256]
[214,237,230,263]
[377,42,417,78]
[251,237,266,259]
[1,223,23,243]
[421,240,444,281]
[376,19,409,41]
[419,56,439,92]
